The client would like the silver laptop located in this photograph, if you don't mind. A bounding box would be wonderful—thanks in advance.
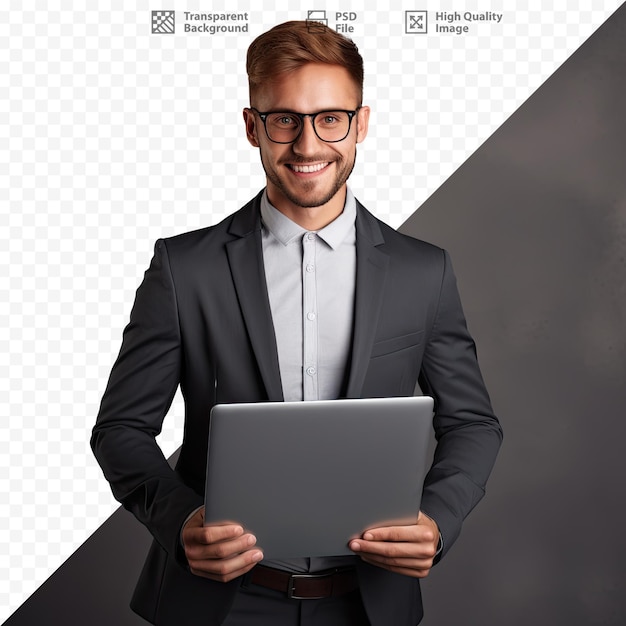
[204,396,434,559]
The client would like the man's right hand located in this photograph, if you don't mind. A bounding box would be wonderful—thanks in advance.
[181,507,264,582]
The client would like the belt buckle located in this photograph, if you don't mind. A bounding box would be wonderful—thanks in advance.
[287,572,331,600]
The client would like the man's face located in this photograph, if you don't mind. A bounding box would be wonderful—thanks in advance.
[243,63,369,213]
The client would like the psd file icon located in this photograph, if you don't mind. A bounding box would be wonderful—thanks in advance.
[306,10,328,31]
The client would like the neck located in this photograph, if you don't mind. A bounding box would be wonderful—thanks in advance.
[266,185,347,230]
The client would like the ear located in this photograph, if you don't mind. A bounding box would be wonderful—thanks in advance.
[355,105,370,144]
[243,108,260,147]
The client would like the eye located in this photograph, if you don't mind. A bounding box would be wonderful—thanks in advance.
[268,113,299,128]
[317,112,347,128]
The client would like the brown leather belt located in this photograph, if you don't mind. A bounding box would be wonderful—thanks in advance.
[248,565,359,600]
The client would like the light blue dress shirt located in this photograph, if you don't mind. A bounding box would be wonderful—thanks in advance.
[260,187,360,573]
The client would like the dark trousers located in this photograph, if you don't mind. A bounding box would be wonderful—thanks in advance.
[220,577,371,626]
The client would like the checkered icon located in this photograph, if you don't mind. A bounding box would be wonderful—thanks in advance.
[152,10,175,34]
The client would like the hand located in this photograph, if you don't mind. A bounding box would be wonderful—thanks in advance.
[349,511,439,578]
[181,507,264,582]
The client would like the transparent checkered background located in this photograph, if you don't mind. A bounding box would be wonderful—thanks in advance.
[0,0,620,619]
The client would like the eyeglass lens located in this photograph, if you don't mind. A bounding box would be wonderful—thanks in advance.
[265,111,351,142]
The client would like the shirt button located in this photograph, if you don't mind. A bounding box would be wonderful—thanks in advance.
[306,366,316,376]
[306,232,315,241]
[306,264,315,273]
[307,312,316,321]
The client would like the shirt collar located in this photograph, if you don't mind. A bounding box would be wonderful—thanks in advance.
[260,187,357,250]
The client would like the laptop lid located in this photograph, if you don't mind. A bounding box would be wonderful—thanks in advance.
[204,396,434,559]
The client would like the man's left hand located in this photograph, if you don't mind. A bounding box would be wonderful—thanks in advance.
[349,511,439,578]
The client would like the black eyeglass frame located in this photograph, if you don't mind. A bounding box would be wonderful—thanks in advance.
[247,107,362,144]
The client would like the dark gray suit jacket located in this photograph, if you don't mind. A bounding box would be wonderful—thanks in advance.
[91,191,502,626]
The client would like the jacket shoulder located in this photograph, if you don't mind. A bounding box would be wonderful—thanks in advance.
[157,192,262,260]
[356,199,446,261]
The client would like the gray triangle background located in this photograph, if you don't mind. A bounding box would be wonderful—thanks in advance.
[404,4,626,625]
[4,4,626,625]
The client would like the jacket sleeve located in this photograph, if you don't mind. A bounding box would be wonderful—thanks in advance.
[418,249,503,558]
[91,239,204,565]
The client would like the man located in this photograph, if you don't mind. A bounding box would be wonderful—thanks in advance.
[92,20,502,626]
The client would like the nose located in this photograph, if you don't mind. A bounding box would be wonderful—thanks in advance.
[292,115,321,156]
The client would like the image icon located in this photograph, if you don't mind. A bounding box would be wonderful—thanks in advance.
[405,10,427,34]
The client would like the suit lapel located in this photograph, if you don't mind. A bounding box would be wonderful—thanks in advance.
[224,194,388,402]
[345,202,389,398]
[225,194,284,402]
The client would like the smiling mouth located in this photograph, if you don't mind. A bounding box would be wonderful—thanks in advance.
[287,162,331,173]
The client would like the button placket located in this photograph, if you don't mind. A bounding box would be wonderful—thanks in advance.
[302,232,318,400]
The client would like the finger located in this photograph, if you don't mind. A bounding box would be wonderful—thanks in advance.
[350,539,436,560]
[201,561,261,583]
[189,549,264,582]
[185,532,257,561]
[185,523,245,546]
[192,560,258,583]
[362,525,435,543]
[358,551,434,570]
[359,555,433,579]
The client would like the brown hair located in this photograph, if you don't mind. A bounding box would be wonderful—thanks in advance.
[246,20,364,104]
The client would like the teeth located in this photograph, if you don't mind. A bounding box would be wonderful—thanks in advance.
[291,162,329,173]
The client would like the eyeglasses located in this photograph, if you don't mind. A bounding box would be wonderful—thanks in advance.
[248,107,361,144]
